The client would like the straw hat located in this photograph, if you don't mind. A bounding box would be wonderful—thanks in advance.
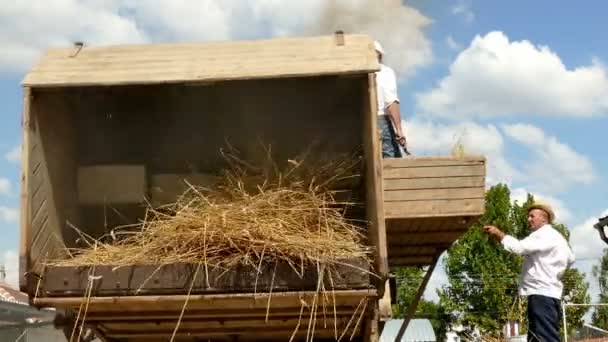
[374,40,385,55]
[528,201,555,224]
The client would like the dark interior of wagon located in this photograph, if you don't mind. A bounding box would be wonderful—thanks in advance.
[31,75,370,249]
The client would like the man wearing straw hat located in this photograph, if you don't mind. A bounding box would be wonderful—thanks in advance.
[374,40,408,158]
[484,202,575,342]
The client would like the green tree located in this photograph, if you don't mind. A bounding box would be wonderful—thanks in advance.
[552,223,590,336]
[592,248,608,328]
[561,267,591,336]
[392,267,449,340]
[439,184,590,337]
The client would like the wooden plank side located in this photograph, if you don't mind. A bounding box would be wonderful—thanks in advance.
[39,94,82,250]
[77,165,147,204]
[386,246,439,256]
[387,257,435,266]
[383,165,485,179]
[25,91,81,290]
[33,289,377,311]
[23,35,379,87]
[383,187,484,201]
[19,88,32,293]
[386,216,477,233]
[105,328,357,340]
[384,199,484,219]
[388,247,442,261]
[41,260,370,297]
[362,73,388,283]
[383,157,485,168]
[24,92,64,287]
[386,216,446,233]
[101,318,352,333]
[85,307,359,321]
[385,231,463,245]
[383,176,485,190]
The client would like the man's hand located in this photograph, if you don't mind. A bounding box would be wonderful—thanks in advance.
[395,134,406,147]
[483,225,505,242]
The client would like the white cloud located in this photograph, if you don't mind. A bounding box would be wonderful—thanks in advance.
[570,210,608,261]
[403,119,595,194]
[305,0,433,79]
[1,0,433,79]
[452,1,475,23]
[1,250,19,287]
[405,118,521,185]
[446,35,463,51]
[503,123,596,192]
[0,178,10,195]
[569,210,608,303]
[0,206,18,223]
[0,1,148,72]
[5,145,20,164]
[417,31,608,119]
[510,188,573,223]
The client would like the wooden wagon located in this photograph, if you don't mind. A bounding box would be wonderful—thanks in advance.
[18,33,485,341]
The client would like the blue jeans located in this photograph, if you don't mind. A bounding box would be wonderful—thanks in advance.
[378,115,402,158]
[527,295,560,342]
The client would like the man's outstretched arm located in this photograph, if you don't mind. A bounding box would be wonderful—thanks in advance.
[484,225,555,255]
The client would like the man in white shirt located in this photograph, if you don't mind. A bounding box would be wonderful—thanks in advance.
[374,41,407,158]
[484,202,575,342]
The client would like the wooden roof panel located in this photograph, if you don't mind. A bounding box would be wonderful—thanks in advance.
[22,34,379,87]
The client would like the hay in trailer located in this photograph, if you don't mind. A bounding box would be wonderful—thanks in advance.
[50,147,375,282]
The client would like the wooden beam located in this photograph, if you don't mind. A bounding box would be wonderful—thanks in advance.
[384,187,484,201]
[383,176,485,191]
[23,35,379,87]
[386,242,452,249]
[382,157,485,168]
[385,231,464,245]
[33,289,377,311]
[104,327,358,339]
[387,246,439,256]
[362,73,388,291]
[393,255,440,342]
[363,300,380,342]
[83,307,359,322]
[101,317,351,332]
[383,165,485,179]
[386,216,477,233]
[384,199,484,219]
[41,260,370,297]
[19,87,32,294]
[387,257,435,266]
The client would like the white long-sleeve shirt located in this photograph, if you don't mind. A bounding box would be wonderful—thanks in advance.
[376,64,399,115]
[501,224,575,299]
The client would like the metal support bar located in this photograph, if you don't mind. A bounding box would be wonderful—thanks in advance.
[394,254,440,342]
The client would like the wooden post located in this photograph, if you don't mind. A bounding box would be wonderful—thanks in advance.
[363,300,380,342]
[362,73,389,296]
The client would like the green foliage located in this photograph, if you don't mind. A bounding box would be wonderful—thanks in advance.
[592,248,608,328]
[438,183,590,337]
[562,268,590,336]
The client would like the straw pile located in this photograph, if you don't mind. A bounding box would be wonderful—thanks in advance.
[53,148,374,279]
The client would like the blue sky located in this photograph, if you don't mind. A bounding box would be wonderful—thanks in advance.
[401,0,608,305]
[0,1,606,311]
[403,0,608,221]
